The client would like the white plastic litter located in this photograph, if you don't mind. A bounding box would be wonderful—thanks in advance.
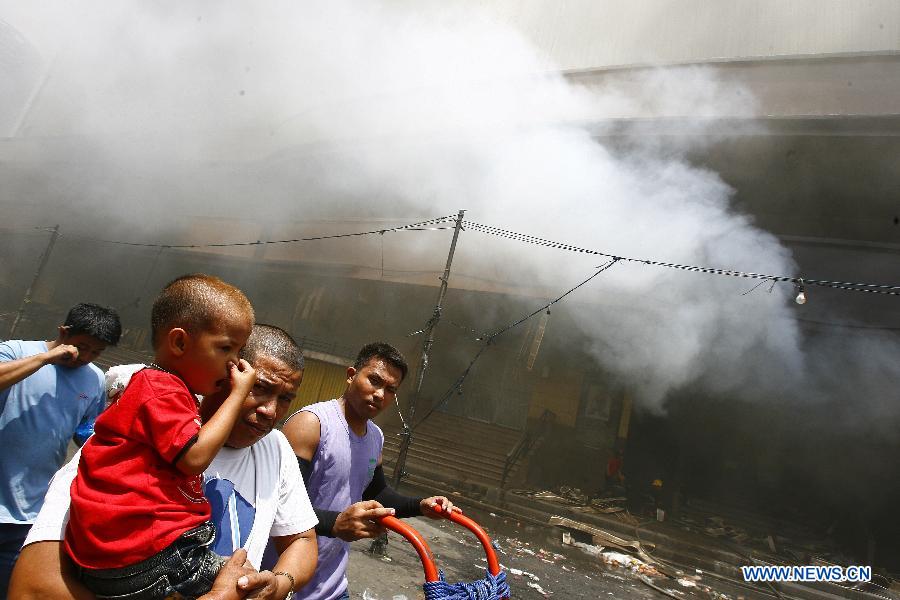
[526,581,552,596]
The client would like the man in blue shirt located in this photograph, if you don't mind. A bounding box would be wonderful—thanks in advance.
[0,303,120,598]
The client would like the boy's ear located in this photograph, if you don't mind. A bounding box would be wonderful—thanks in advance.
[167,328,189,356]
[346,366,357,385]
[57,325,70,340]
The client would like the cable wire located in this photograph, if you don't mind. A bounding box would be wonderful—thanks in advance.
[413,259,620,428]
[463,221,900,296]
[56,215,458,249]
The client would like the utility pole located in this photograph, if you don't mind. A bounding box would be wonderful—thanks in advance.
[9,225,59,338]
[391,209,466,486]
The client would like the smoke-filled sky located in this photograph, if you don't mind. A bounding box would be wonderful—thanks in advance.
[1,1,897,422]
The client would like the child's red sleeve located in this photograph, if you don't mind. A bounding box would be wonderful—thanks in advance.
[133,386,202,464]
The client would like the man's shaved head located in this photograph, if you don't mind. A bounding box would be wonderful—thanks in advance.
[241,324,304,371]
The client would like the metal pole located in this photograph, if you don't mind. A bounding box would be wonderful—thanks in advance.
[9,225,60,338]
[392,209,465,486]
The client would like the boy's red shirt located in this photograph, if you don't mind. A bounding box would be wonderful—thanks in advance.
[64,368,210,569]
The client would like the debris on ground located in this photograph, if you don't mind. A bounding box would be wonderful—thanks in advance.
[507,567,540,581]
[526,581,553,596]
[571,540,604,557]
[599,550,662,577]
[550,515,657,564]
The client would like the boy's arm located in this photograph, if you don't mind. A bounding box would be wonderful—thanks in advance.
[0,344,78,392]
[176,360,256,475]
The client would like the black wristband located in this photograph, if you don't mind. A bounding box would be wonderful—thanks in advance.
[314,509,340,538]
[362,465,423,518]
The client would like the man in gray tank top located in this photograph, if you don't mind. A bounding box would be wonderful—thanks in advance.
[282,342,453,600]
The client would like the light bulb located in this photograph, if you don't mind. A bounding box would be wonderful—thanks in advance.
[795,288,807,305]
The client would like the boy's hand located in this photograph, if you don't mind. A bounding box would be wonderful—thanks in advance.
[229,359,257,397]
[45,344,79,366]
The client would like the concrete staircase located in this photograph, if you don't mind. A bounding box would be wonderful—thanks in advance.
[381,411,524,492]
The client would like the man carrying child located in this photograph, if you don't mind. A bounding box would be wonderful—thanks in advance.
[58,274,310,600]
[11,319,318,600]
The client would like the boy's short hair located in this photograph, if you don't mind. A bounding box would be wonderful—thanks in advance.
[150,274,254,346]
[353,342,408,381]
[241,324,304,371]
[64,303,122,345]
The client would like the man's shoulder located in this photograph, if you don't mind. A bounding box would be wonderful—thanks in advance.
[85,362,104,380]
[0,339,44,360]
[262,430,300,470]
[257,429,290,454]
[285,399,333,426]
[302,399,336,414]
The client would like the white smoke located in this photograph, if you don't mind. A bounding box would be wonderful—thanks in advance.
[0,1,819,412]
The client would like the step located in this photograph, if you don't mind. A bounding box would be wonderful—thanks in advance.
[399,411,522,440]
[381,433,515,471]
[382,433,512,464]
[384,454,511,487]
[408,420,522,445]
[382,424,521,454]
[382,446,522,484]
[381,444,514,480]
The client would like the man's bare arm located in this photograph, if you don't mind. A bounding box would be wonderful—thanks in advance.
[271,529,317,597]
[0,345,78,392]
[281,410,320,462]
[9,542,272,600]
[8,541,94,600]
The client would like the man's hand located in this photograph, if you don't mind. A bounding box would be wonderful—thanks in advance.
[199,549,276,600]
[333,500,395,541]
[420,496,455,519]
[45,344,79,366]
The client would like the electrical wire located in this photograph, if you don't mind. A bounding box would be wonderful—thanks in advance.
[54,215,458,249]
[463,221,900,297]
[413,259,620,428]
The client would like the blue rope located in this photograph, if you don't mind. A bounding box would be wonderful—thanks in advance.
[423,569,510,600]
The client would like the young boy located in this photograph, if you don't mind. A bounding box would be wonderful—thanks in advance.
[64,274,257,600]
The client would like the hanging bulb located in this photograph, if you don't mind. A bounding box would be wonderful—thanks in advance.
[795,287,807,305]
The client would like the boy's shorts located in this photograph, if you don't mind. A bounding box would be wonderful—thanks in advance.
[77,521,224,600]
